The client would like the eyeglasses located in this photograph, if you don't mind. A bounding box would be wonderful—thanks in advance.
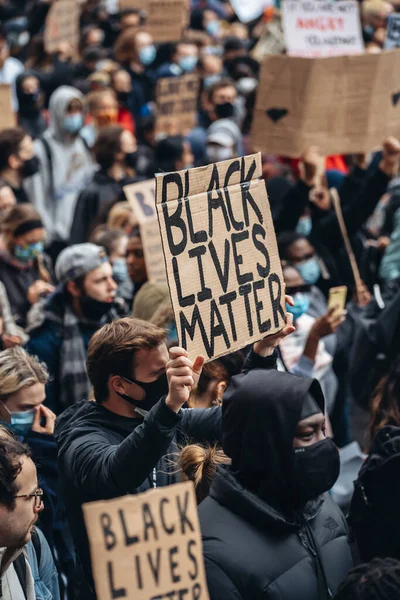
[15,488,43,509]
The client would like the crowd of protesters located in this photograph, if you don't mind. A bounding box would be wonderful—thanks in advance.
[0,0,400,599]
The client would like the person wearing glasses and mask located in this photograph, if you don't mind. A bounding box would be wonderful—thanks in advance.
[0,434,60,600]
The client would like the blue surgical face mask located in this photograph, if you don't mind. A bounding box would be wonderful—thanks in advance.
[286,292,310,323]
[206,20,220,37]
[139,44,156,66]
[14,241,44,263]
[296,217,312,237]
[63,114,84,134]
[203,74,221,88]
[179,55,197,73]
[112,258,128,284]
[297,257,321,285]
[2,406,35,436]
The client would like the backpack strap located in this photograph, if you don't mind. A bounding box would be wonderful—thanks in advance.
[39,136,55,204]
[13,553,28,599]
[31,528,41,566]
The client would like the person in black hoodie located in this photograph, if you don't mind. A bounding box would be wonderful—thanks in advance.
[16,71,47,139]
[54,314,295,600]
[69,125,139,244]
[199,369,353,600]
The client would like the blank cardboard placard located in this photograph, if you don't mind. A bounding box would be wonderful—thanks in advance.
[156,74,200,136]
[138,0,188,42]
[156,153,286,362]
[385,14,400,49]
[124,179,166,283]
[0,85,14,131]
[83,482,209,600]
[44,0,80,55]
[252,50,400,157]
[282,0,364,57]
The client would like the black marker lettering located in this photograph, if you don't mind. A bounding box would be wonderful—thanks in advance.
[147,549,161,585]
[107,561,126,598]
[268,273,285,327]
[253,279,271,334]
[189,246,212,302]
[180,306,212,358]
[179,589,189,600]
[240,155,257,183]
[192,583,202,600]
[207,164,231,236]
[187,539,199,580]
[241,182,263,227]
[224,160,244,231]
[118,509,139,546]
[160,497,175,534]
[162,198,187,256]
[252,223,271,277]
[177,491,195,534]
[184,171,207,243]
[168,546,181,583]
[209,299,231,355]
[100,513,116,551]
[173,256,195,307]
[219,291,237,342]
[208,239,230,293]
[232,231,253,285]
[239,283,253,336]
[143,503,158,542]
[134,554,143,589]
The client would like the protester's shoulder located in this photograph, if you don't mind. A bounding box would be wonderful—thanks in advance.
[54,400,115,443]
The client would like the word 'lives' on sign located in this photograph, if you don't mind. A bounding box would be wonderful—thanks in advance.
[282,0,364,57]
[252,50,400,157]
[83,482,210,600]
[156,75,200,137]
[44,0,80,55]
[155,153,286,362]
[124,179,166,282]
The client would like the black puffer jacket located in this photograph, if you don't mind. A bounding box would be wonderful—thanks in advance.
[200,468,351,600]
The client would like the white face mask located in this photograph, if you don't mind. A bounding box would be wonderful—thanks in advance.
[206,145,234,164]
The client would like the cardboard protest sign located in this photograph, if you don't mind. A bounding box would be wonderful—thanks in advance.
[155,153,286,362]
[252,50,400,157]
[44,0,80,55]
[0,85,15,131]
[124,179,166,283]
[156,74,200,136]
[83,482,210,600]
[384,14,400,49]
[119,0,146,10]
[282,0,364,57]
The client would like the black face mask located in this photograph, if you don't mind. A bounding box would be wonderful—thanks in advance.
[125,151,138,169]
[291,438,340,506]
[20,156,40,178]
[215,101,235,119]
[117,90,130,105]
[80,294,113,322]
[116,373,169,413]
[19,92,41,114]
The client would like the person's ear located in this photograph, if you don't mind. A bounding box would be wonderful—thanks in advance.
[66,280,82,298]
[9,154,21,171]
[214,380,227,404]
[109,374,127,396]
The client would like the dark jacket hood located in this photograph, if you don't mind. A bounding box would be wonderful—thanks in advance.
[222,369,325,506]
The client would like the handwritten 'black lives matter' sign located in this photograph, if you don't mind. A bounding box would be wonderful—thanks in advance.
[124,179,166,283]
[155,153,286,362]
[156,75,200,136]
[83,482,209,600]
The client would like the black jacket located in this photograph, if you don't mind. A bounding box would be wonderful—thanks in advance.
[54,350,274,598]
[199,468,352,600]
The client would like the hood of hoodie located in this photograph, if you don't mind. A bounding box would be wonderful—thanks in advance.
[48,85,83,142]
[222,369,325,510]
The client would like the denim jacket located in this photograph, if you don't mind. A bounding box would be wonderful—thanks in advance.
[25,528,60,600]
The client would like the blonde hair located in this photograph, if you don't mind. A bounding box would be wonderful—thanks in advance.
[107,201,137,231]
[2,205,51,283]
[178,444,230,504]
[0,347,49,403]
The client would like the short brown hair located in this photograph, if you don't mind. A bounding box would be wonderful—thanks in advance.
[86,317,167,403]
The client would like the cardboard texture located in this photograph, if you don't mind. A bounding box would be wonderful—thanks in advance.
[385,14,400,49]
[156,74,200,136]
[44,0,80,55]
[155,153,286,362]
[119,0,146,9]
[0,85,15,130]
[124,179,166,283]
[83,482,210,600]
[282,0,364,57]
[125,0,188,42]
[252,50,400,157]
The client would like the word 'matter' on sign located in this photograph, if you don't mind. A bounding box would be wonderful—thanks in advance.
[124,179,166,283]
[156,75,200,137]
[252,50,400,157]
[156,154,286,362]
[83,482,210,600]
[44,0,80,55]
[0,85,15,130]
[282,0,364,57]
[385,14,400,49]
